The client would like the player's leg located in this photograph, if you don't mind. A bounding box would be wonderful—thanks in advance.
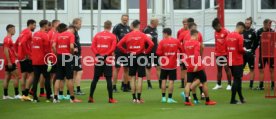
[129,58,137,102]
[167,69,177,103]
[123,67,130,92]
[184,72,195,105]
[160,69,167,102]
[105,64,117,103]
[180,63,187,88]
[74,56,84,95]
[39,74,46,97]
[248,54,255,89]
[88,65,102,103]
[270,58,274,89]
[146,67,152,89]
[199,70,216,105]
[213,64,223,90]
[3,71,12,99]
[11,68,21,99]
[229,66,238,104]
[137,57,146,103]
[74,70,84,95]
[42,65,51,102]
[224,65,232,90]
[258,58,265,90]
[32,66,42,102]
[112,54,121,92]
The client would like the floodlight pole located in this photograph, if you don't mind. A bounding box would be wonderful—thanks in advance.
[19,0,22,33]
[43,0,46,19]
[97,0,102,32]
[169,0,175,37]
[54,0,58,19]
[91,0,94,39]
[202,0,206,40]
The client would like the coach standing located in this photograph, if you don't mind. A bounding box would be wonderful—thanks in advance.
[143,18,160,89]
[112,14,131,92]
[72,18,85,95]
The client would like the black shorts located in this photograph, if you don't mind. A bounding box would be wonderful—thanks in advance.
[33,65,50,81]
[73,55,82,71]
[259,57,274,69]
[56,55,74,80]
[146,53,159,69]
[243,53,255,70]
[50,64,57,74]
[216,56,228,65]
[180,62,187,70]
[5,63,17,72]
[187,70,207,83]
[229,65,243,78]
[19,59,33,73]
[115,54,129,68]
[94,63,112,77]
[160,69,177,80]
[128,54,146,77]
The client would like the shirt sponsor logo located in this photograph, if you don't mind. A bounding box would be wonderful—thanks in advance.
[129,46,141,49]
[227,47,236,51]
[97,45,109,48]
[33,46,40,49]
[58,45,68,48]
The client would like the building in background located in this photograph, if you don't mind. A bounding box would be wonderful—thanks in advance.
[0,0,275,44]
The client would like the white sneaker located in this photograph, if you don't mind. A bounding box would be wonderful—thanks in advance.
[14,95,22,99]
[53,99,60,103]
[3,96,14,100]
[226,85,232,90]
[213,84,222,90]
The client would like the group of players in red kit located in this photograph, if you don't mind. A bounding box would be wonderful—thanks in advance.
[2,14,275,106]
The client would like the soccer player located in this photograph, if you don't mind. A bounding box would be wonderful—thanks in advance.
[256,19,275,90]
[143,18,160,89]
[156,28,182,103]
[2,24,21,100]
[243,17,258,89]
[72,18,85,95]
[182,22,205,99]
[117,20,154,103]
[183,29,216,106]
[177,18,189,88]
[212,18,232,90]
[88,20,117,103]
[52,24,82,103]
[113,14,131,92]
[31,20,52,102]
[15,19,36,101]
[225,22,247,104]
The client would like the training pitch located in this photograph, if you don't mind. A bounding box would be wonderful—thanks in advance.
[0,81,276,119]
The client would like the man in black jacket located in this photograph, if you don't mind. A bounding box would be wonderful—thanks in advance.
[243,17,258,89]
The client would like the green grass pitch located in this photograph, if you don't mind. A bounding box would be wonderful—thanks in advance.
[0,81,276,119]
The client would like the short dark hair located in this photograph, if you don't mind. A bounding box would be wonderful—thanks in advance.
[263,19,272,25]
[52,20,60,26]
[39,20,49,28]
[131,20,140,28]
[57,23,67,33]
[246,17,253,24]
[190,29,198,36]
[163,28,172,36]
[187,18,194,23]
[121,14,129,18]
[236,22,246,29]
[188,22,197,29]
[6,24,15,32]
[212,18,220,29]
[104,20,112,29]
[27,19,36,26]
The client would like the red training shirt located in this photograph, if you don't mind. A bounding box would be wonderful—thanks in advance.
[215,28,229,56]
[3,35,16,65]
[14,28,33,61]
[31,30,50,65]
[183,31,203,43]
[117,30,154,55]
[91,31,117,64]
[225,31,245,66]
[183,39,204,72]
[156,37,182,70]
[54,31,75,55]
